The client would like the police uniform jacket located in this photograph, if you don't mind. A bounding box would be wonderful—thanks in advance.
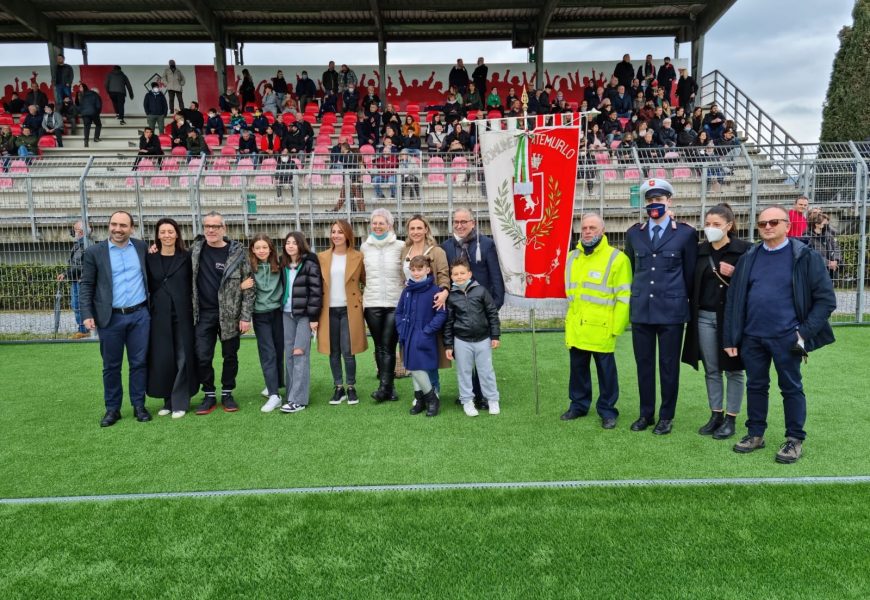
[623,218,698,325]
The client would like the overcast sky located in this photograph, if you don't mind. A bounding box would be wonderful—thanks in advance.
[0,0,855,141]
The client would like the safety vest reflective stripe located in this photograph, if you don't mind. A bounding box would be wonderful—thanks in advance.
[580,294,617,306]
[616,296,629,304]
[580,248,621,293]
[613,283,632,292]
[565,250,580,293]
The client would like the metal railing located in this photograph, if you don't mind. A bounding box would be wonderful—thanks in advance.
[1,143,869,340]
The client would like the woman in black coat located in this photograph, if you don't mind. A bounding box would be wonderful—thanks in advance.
[146,218,198,418]
[682,203,751,439]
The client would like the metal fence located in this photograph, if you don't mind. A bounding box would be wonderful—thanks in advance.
[1,142,868,340]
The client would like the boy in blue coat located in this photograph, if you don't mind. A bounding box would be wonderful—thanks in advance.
[395,255,447,416]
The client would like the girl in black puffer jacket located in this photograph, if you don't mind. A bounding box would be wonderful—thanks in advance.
[278,231,323,413]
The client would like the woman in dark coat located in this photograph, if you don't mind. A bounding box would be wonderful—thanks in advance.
[146,218,198,417]
[682,203,751,439]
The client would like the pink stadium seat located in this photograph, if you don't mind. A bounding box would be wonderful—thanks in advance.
[164,123,173,135]
[319,124,335,136]
[137,158,156,171]
[0,177,14,188]
[158,134,172,149]
[212,158,231,171]
[125,176,142,188]
[673,167,692,179]
[428,156,445,183]
[149,176,171,187]
[203,175,222,186]
[0,114,13,126]
[610,140,621,150]
[624,169,641,180]
[171,146,187,156]
[187,158,202,171]
[253,175,274,186]
[451,156,468,183]
[10,160,28,174]
[38,136,57,149]
[465,110,478,121]
[303,113,316,125]
[304,103,318,115]
[359,144,375,155]
[653,168,667,179]
[237,158,255,170]
[329,173,343,186]
[322,113,337,126]
[603,170,617,181]
[204,134,220,147]
[225,134,240,147]
[221,111,231,125]
[618,118,629,129]
[161,158,180,171]
[260,158,278,172]
[220,145,237,156]
[663,151,680,160]
[243,113,254,126]
[487,110,501,120]
[405,104,420,114]
[595,152,611,165]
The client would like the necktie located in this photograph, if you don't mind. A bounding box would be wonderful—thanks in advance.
[652,224,662,244]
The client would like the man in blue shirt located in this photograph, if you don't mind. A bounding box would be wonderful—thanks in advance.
[623,179,698,435]
[724,205,836,463]
[80,211,151,427]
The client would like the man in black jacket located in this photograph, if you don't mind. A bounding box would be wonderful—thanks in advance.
[104,65,134,125]
[676,68,698,113]
[79,86,103,147]
[448,59,469,95]
[322,61,339,95]
[52,53,75,103]
[724,205,836,463]
[613,54,635,88]
[137,127,164,163]
[472,57,488,100]
[143,82,169,133]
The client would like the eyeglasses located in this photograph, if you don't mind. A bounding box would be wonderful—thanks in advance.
[203,224,224,230]
[757,219,788,229]
[453,220,473,226]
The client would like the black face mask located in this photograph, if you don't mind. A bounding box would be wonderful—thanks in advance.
[646,203,667,219]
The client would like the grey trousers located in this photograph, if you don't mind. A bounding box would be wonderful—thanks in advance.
[328,307,356,385]
[283,312,312,406]
[698,310,744,414]
[454,338,500,404]
[410,370,433,395]
[146,115,165,134]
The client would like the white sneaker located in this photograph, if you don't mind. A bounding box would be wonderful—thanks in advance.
[261,387,269,398]
[279,402,306,414]
[157,409,171,417]
[261,394,282,413]
[463,402,479,417]
[171,411,186,419]
[488,400,501,415]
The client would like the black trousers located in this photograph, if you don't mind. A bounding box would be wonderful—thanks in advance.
[631,322,685,420]
[168,90,183,113]
[82,115,102,142]
[109,92,126,119]
[364,307,398,385]
[195,309,240,393]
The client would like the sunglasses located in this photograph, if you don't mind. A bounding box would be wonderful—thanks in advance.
[757,219,789,228]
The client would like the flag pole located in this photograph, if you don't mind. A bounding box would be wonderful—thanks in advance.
[530,306,540,415]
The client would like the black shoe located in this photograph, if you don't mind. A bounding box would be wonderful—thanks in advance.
[424,389,440,417]
[84,140,89,148]
[630,416,655,431]
[601,417,617,429]
[100,410,121,427]
[698,411,725,435]
[653,419,673,435]
[94,137,101,142]
[410,390,426,415]
[119,120,126,125]
[134,406,152,422]
[473,397,489,411]
[222,393,239,412]
[329,386,346,405]
[195,395,217,415]
[713,415,737,440]
[560,409,588,421]
[346,386,360,405]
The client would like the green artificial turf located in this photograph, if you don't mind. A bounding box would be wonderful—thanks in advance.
[1,329,869,499]
[1,484,869,599]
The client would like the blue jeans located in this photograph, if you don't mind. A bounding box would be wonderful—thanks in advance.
[568,347,619,418]
[18,146,32,157]
[55,84,71,103]
[98,307,150,410]
[70,281,87,333]
[740,333,807,440]
[373,174,396,198]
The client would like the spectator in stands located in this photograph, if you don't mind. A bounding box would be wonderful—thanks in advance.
[271,71,288,106]
[144,82,169,135]
[79,86,103,148]
[162,60,185,113]
[137,127,163,163]
[614,54,635,88]
[398,149,421,200]
[677,120,698,147]
[52,53,75,103]
[220,86,240,113]
[787,196,810,238]
[342,83,359,116]
[4,91,26,114]
[671,106,688,133]
[41,103,63,147]
[629,77,642,99]
[250,108,269,135]
[373,138,399,199]
[23,84,47,112]
[586,122,606,151]
[381,104,399,133]
[365,105,382,145]
[616,132,636,164]
[261,84,281,116]
[205,108,225,145]
[238,69,256,108]
[485,87,503,114]
[356,109,377,147]
[283,122,308,156]
[443,122,471,152]
[505,88,518,111]
[427,122,446,153]
[23,105,43,137]
[633,90,646,114]
[661,99,673,117]
[601,111,622,145]
[339,64,358,96]
[320,90,339,121]
[281,96,297,114]
[427,113,446,135]
[612,85,632,118]
[637,129,662,164]
[449,58,470,95]
[330,142,364,212]
[691,106,704,132]
[471,57,488,99]
[676,68,698,113]
[804,211,841,279]
[229,106,245,134]
[322,61,339,97]
[15,125,38,157]
[237,128,258,158]
[604,76,620,103]
[659,118,678,148]
[57,220,89,338]
[656,57,676,95]
[714,127,740,158]
[637,54,656,86]
[463,82,482,112]
[58,95,78,136]
[295,71,317,113]
[382,124,402,151]
[443,93,463,125]
[169,113,189,148]
[0,125,14,165]
[703,104,726,140]
[260,124,282,156]
[105,65,134,125]
[185,128,210,157]
[363,85,381,113]
[181,101,205,131]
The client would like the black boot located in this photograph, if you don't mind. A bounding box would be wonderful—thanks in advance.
[409,390,426,415]
[371,351,386,400]
[698,411,725,435]
[423,389,440,417]
[713,414,737,439]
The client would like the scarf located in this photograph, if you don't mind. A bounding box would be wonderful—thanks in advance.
[453,229,481,263]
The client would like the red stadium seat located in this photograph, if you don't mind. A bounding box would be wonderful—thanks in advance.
[38,136,57,149]
[158,134,172,149]
[204,134,220,147]
[220,145,237,156]
[225,134,240,148]
[171,146,187,156]
[281,112,296,125]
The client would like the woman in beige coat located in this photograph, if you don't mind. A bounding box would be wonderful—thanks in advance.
[318,219,367,405]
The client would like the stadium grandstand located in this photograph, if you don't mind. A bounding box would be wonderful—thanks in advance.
[1,0,868,338]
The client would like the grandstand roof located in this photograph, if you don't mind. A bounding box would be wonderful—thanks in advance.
[0,0,735,48]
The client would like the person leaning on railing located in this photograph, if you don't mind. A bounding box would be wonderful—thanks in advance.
[803,210,842,280]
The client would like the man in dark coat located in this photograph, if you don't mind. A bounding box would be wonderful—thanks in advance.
[656,57,677,96]
[448,59,470,95]
[295,71,317,113]
[51,53,75,103]
[472,57,488,100]
[104,65,134,124]
[613,54,635,88]
[724,205,836,463]
[676,68,698,112]
[143,82,169,134]
[78,86,103,147]
[322,61,339,95]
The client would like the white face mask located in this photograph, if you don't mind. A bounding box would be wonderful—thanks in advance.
[704,226,726,243]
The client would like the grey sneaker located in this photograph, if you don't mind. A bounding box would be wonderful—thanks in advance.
[733,435,766,454]
[775,438,803,464]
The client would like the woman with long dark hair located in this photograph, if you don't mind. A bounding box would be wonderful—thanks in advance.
[238,68,256,108]
[146,218,198,418]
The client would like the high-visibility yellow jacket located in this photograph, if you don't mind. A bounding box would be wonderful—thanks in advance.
[564,235,632,353]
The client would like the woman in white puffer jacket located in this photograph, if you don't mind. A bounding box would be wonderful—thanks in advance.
[361,208,406,402]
